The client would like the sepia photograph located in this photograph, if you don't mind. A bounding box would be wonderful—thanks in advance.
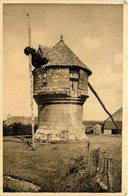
[2,1,126,194]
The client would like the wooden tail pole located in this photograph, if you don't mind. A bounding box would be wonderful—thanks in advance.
[27,13,35,150]
[88,82,119,131]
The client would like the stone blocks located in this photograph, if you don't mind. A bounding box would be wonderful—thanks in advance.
[33,66,89,142]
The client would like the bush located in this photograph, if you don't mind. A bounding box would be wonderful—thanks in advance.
[3,122,38,136]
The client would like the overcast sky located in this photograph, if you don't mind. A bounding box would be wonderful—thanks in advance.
[3,3,123,120]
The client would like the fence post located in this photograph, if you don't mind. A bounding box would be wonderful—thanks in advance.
[104,157,113,192]
[87,141,90,164]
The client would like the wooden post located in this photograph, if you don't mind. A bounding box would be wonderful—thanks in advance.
[104,157,113,192]
[27,13,35,150]
[107,158,113,192]
[87,141,90,164]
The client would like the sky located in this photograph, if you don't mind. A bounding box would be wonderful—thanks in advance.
[3,3,123,121]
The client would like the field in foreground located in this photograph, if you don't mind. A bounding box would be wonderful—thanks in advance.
[3,134,122,192]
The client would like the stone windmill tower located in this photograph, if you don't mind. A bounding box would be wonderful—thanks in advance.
[33,37,92,142]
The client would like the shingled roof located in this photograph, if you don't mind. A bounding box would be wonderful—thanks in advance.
[104,107,122,130]
[105,107,122,122]
[39,39,92,76]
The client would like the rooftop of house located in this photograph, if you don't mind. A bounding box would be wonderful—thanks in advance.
[39,37,92,76]
[104,121,122,130]
[103,107,122,130]
[4,116,38,126]
[105,107,122,122]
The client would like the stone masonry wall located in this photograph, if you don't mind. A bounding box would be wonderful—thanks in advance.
[33,67,88,97]
[36,103,85,140]
[33,68,70,95]
[33,67,89,141]
[79,70,88,96]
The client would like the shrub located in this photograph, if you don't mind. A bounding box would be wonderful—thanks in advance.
[3,122,38,136]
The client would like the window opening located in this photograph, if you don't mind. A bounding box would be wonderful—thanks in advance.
[69,68,80,95]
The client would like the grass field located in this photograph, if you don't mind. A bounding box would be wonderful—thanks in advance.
[3,134,122,192]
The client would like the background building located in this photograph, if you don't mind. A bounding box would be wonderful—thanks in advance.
[4,115,38,126]
[103,107,122,134]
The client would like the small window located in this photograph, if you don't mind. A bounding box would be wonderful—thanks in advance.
[69,68,79,93]
[69,68,79,80]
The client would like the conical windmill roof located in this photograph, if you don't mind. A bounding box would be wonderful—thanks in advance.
[40,39,92,76]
